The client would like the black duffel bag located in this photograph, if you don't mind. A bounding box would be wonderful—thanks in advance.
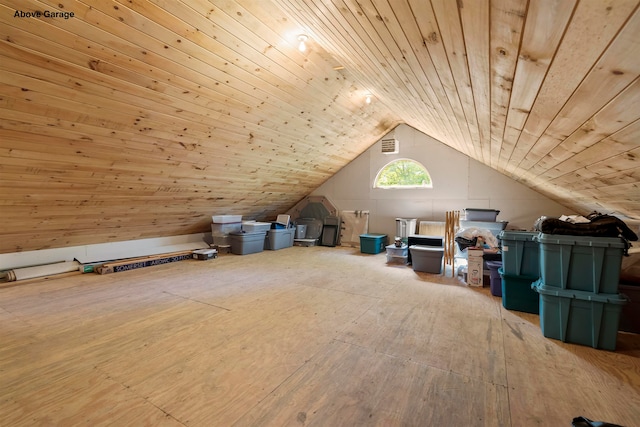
[572,416,625,427]
[536,212,637,241]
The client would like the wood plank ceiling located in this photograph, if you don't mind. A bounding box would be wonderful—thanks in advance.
[0,0,639,254]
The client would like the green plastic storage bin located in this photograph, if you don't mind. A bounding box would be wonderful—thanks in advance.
[498,231,540,277]
[359,233,388,254]
[533,281,627,351]
[499,267,539,314]
[535,233,625,294]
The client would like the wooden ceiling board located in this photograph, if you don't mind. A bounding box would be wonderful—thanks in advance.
[489,0,528,169]
[500,0,577,175]
[458,0,492,164]
[513,3,640,174]
[1,0,639,254]
[274,0,447,143]
[511,0,637,148]
[428,0,481,160]
[379,1,451,130]
[530,78,640,179]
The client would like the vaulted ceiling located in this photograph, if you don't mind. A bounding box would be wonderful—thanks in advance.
[1,0,638,254]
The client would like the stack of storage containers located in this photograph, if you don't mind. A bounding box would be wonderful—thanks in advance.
[462,208,506,286]
[460,208,508,239]
[498,231,541,314]
[407,235,443,265]
[532,234,628,351]
[386,243,408,264]
[211,215,242,247]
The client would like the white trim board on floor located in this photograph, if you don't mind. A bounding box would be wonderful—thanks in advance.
[0,233,209,270]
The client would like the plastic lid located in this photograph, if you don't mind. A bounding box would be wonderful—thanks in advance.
[535,233,625,248]
[532,280,628,304]
[229,231,267,236]
[465,208,500,213]
[409,245,444,252]
[498,230,538,241]
[497,267,538,281]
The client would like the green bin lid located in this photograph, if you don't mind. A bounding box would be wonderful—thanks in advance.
[498,230,538,241]
[534,233,625,248]
[497,267,539,281]
[532,280,628,304]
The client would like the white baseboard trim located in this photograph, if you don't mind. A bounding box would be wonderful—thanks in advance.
[0,233,210,270]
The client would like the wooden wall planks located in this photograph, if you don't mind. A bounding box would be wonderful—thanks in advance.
[1,0,639,254]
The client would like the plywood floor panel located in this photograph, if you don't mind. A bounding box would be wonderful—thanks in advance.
[235,339,510,427]
[337,287,508,387]
[1,364,185,427]
[0,246,638,426]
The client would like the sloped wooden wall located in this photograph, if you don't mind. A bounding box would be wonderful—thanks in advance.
[1,0,638,254]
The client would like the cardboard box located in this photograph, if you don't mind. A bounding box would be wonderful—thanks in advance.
[467,248,484,287]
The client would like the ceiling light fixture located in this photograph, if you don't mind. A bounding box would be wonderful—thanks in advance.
[297,34,308,52]
[365,93,372,104]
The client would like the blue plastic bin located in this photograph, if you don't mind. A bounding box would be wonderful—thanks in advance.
[498,231,540,277]
[535,233,625,294]
[499,267,539,314]
[486,261,503,297]
[533,281,627,351]
[359,234,388,254]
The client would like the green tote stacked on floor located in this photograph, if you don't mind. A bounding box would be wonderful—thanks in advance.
[532,234,628,351]
[498,231,541,314]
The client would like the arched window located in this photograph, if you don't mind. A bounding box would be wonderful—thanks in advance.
[374,158,432,189]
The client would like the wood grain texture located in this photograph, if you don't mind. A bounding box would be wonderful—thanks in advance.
[1,246,639,426]
[1,0,639,254]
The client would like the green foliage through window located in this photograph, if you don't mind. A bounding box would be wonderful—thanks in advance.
[374,159,432,189]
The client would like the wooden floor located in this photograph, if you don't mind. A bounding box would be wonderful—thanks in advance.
[1,246,639,426]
